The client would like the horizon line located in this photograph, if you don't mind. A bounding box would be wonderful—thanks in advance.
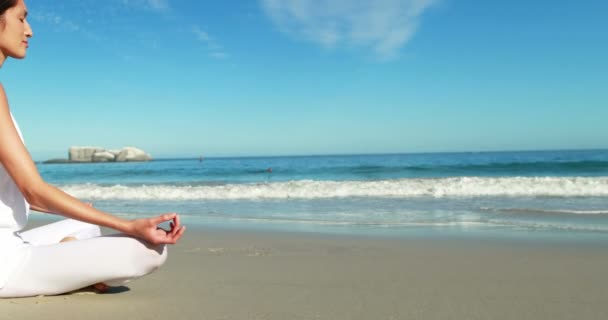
[33,147,608,163]
[147,147,608,161]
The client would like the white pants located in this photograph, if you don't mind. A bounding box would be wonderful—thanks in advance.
[0,219,167,298]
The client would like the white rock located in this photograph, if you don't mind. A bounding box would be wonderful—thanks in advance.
[69,146,105,162]
[108,149,122,157]
[92,151,115,162]
[116,147,152,162]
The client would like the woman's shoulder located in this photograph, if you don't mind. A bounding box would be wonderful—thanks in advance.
[0,81,7,99]
[0,82,10,113]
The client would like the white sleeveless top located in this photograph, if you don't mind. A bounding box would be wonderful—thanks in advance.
[0,113,30,288]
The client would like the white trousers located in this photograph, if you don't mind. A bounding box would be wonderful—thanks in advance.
[0,219,167,298]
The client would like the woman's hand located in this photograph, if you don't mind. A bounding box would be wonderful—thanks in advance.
[128,213,186,245]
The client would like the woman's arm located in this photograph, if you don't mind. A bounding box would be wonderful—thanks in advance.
[0,84,184,245]
[30,202,93,214]
[29,203,52,213]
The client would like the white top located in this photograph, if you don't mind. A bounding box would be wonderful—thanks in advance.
[0,113,30,288]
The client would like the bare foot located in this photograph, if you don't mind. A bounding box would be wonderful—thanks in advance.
[59,236,77,243]
[60,236,109,293]
[92,283,109,292]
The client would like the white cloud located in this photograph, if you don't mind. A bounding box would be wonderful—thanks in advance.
[118,0,170,12]
[31,11,81,33]
[192,26,211,42]
[261,0,436,60]
[31,1,228,61]
[146,0,170,11]
[31,0,170,32]
[192,25,228,60]
[209,52,228,59]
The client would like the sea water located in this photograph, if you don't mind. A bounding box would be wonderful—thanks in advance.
[36,150,608,240]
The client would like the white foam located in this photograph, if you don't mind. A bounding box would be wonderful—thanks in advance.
[58,176,608,200]
[481,207,608,215]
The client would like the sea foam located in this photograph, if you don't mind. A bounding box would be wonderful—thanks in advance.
[58,176,608,200]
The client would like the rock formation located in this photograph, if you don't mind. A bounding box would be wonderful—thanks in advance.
[69,147,105,162]
[43,146,152,164]
[116,147,151,162]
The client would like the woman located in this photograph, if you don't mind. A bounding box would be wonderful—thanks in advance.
[0,0,185,298]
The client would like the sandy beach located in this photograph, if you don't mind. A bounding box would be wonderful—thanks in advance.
[1,222,607,320]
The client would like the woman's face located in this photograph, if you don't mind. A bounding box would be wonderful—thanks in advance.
[0,0,33,61]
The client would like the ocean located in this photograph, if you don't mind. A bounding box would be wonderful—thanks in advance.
[36,150,608,240]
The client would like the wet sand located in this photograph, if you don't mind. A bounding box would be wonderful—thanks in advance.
[2,224,608,320]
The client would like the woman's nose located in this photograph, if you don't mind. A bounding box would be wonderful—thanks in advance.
[25,20,33,38]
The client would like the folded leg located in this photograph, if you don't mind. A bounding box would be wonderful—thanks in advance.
[19,219,101,245]
[0,234,167,298]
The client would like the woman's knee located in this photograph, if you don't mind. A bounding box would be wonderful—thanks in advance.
[149,243,168,271]
[80,223,102,239]
[127,240,168,277]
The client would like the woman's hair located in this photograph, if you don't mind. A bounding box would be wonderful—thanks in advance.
[0,0,17,18]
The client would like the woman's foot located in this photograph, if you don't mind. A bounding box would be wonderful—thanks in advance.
[60,236,109,293]
[92,282,109,292]
[59,236,77,242]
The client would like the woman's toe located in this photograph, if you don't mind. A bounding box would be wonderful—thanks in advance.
[93,283,109,293]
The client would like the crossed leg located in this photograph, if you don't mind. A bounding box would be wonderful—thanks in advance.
[0,219,167,298]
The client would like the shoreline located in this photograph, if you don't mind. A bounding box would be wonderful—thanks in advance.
[27,212,608,247]
[2,220,608,319]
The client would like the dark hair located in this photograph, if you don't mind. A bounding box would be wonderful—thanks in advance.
[0,0,17,18]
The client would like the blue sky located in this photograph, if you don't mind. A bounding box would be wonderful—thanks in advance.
[2,0,607,160]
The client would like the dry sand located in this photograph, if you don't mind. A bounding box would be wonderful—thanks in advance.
[1,225,608,320]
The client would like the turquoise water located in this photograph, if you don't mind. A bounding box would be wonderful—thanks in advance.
[36,150,608,239]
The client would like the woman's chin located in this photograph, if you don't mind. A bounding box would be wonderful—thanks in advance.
[9,51,27,59]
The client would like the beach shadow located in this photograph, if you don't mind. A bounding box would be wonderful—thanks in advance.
[102,285,130,294]
[66,285,130,296]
